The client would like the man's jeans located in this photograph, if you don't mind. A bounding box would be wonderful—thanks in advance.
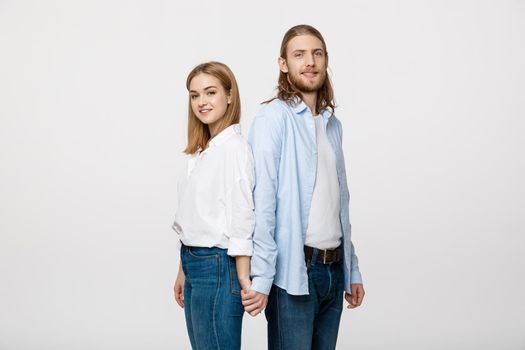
[181,245,244,350]
[265,249,345,350]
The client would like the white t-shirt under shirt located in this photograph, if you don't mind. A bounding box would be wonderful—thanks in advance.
[172,124,255,257]
[304,115,343,250]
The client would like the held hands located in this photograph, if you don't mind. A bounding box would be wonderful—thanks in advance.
[241,289,269,317]
[238,277,268,317]
[345,283,365,309]
[241,289,268,316]
[235,255,267,316]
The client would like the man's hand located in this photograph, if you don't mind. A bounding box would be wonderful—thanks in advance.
[345,283,365,309]
[241,290,268,316]
[173,267,185,308]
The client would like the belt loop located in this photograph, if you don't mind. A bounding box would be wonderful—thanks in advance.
[322,249,327,264]
[311,248,318,266]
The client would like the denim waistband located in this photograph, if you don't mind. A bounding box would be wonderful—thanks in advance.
[181,244,227,254]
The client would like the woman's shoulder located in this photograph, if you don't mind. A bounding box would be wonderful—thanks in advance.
[221,133,253,169]
[225,132,251,152]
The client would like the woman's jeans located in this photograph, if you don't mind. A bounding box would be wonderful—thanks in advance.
[181,245,244,350]
[265,250,345,350]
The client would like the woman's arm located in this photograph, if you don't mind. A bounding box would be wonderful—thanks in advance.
[235,256,251,291]
[227,142,255,292]
[173,260,185,308]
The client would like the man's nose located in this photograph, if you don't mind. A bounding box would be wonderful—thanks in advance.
[305,53,315,67]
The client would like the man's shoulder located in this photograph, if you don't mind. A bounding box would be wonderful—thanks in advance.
[255,99,290,120]
[249,100,290,136]
[326,111,342,128]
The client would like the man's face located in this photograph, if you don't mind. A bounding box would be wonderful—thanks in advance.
[279,34,328,93]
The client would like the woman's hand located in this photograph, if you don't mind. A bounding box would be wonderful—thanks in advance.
[238,277,252,292]
[173,262,185,308]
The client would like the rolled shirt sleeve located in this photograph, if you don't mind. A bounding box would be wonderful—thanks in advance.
[227,144,256,257]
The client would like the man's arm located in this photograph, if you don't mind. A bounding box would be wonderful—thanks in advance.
[346,241,365,308]
[247,108,283,294]
[242,106,284,315]
[336,117,365,309]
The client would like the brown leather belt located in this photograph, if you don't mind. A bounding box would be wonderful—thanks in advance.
[304,246,341,264]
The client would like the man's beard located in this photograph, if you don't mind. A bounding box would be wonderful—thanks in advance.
[288,70,327,93]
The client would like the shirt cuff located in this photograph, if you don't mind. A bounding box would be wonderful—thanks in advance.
[250,276,273,295]
[350,269,363,285]
[227,238,253,257]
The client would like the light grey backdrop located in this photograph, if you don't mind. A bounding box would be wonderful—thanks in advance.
[1,0,524,349]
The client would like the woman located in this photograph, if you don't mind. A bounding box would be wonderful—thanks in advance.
[172,61,254,350]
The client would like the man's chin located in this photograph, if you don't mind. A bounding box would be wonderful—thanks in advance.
[299,83,322,93]
[288,74,325,93]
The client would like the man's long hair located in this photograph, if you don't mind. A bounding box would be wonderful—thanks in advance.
[265,24,336,113]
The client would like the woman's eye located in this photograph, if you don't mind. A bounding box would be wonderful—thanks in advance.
[190,95,198,100]
[315,51,324,57]
[207,91,216,96]
[295,53,303,58]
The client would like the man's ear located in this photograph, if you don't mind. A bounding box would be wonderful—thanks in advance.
[278,57,288,73]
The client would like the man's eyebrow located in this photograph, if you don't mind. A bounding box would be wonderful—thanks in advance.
[291,48,325,53]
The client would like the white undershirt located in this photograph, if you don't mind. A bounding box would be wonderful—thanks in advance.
[172,124,255,256]
[305,115,342,249]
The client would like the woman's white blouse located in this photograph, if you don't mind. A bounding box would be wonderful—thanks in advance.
[172,124,255,256]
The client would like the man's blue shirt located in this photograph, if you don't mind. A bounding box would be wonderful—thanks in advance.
[248,99,363,296]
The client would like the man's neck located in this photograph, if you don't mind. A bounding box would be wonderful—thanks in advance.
[302,91,318,116]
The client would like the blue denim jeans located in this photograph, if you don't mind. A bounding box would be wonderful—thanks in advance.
[265,249,345,350]
[181,245,244,350]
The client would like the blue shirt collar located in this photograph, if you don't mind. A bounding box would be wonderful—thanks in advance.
[291,99,333,120]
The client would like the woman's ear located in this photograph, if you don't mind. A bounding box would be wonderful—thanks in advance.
[227,89,232,104]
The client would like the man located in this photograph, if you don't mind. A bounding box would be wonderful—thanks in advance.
[241,24,365,349]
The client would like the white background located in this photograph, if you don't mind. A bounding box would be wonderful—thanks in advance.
[1,0,524,349]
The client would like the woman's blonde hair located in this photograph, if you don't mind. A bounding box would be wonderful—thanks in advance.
[184,61,241,154]
[264,24,335,113]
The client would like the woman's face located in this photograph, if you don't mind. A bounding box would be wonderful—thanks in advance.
[189,73,231,135]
